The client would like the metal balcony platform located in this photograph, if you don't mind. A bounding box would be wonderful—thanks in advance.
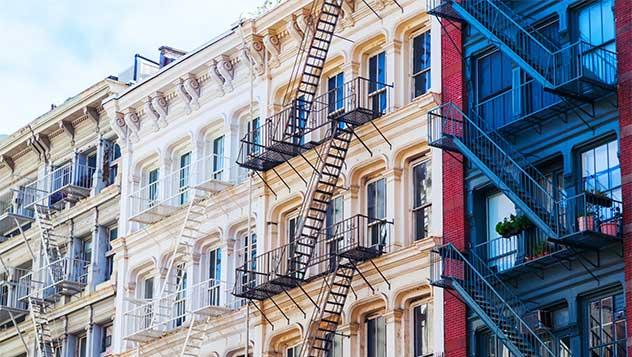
[0,305,27,323]
[193,179,234,193]
[552,230,621,250]
[0,212,33,235]
[129,203,179,224]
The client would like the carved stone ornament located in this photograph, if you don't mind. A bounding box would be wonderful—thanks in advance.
[287,14,305,44]
[151,93,169,128]
[216,55,234,92]
[340,0,355,29]
[263,33,281,68]
[175,79,193,114]
[249,39,266,75]
[123,110,140,143]
[143,97,160,132]
[109,112,127,145]
[183,75,201,111]
[207,59,225,96]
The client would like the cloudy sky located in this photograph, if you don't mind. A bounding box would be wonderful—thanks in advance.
[0,0,259,135]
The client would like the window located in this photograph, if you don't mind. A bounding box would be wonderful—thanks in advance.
[179,152,191,205]
[366,315,386,357]
[328,72,345,115]
[475,50,513,129]
[412,31,431,98]
[77,334,87,357]
[148,168,160,204]
[293,96,308,146]
[367,178,387,247]
[141,277,154,329]
[486,192,517,271]
[105,226,118,280]
[577,0,615,52]
[412,161,432,240]
[247,117,261,155]
[368,52,387,113]
[581,139,620,200]
[106,142,121,186]
[101,324,113,353]
[174,264,188,327]
[79,237,92,284]
[476,331,511,357]
[287,216,301,276]
[588,292,626,356]
[208,248,221,306]
[239,233,257,288]
[287,345,301,357]
[325,332,343,357]
[413,304,431,357]
[327,196,345,266]
[213,136,225,180]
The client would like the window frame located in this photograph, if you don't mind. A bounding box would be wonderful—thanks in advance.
[366,314,387,357]
[368,51,388,114]
[212,135,225,180]
[411,302,433,357]
[366,177,387,247]
[411,159,432,241]
[411,30,432,99]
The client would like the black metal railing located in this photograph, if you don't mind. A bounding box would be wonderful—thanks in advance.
[233,214,392,299]
[238,77,392,170]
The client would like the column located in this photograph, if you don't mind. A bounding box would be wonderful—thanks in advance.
[112,250,130,354]
[384,309,403,357]
[341,322,359,357]
[189,130,205,189]
[384,168,403,248]
[119,145,133,236]
[89,225,109,292]
[92,136,105,196]
[220,238,235,307]
[385,40,402,111]
[223,119,240,182]
[158,153,173,203]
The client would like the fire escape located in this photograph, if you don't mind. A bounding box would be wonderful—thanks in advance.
[427,0,618,356]
[235,0,393,356]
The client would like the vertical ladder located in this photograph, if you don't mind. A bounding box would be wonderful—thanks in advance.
[300,261,355,357]
[282,0,342,141]
[29,296,56,357]
[29,204,62,356]
[290,127,352,279]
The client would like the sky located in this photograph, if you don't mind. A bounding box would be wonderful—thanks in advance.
[0,0,260,135]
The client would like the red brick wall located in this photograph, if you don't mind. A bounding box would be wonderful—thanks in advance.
[441,17,468,357]
[615,0,632,354]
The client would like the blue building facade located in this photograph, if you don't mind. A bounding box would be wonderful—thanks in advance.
[427,0,625,355]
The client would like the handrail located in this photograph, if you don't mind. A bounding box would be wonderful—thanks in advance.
[432,243,557,356]
[430,103,559,205]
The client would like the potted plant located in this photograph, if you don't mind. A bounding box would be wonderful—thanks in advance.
[577,212,595,231]
[496,214,533,238]
[600,209,621,237]
[526,241,547,261]
[585,190,613,207]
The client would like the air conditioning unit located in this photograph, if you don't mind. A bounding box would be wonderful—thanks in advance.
[523,309,553,332]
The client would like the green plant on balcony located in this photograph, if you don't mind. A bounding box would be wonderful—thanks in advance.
[526,240,548,261]
[496,214,533,238]
[585,190,613,207]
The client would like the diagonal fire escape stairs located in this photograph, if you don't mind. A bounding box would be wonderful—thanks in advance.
[428,0,617,100]
[30,204,63,357]
[430,243,569,356]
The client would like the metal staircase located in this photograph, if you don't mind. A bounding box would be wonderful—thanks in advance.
[300,261,354,357]
[428,102,563,238]
[290,127,352,280]
[30,204,62,357]
[428,0,617,100]
[430,243,570,356]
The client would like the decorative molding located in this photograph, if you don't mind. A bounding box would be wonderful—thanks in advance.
[84,106,100,125]
[287,14,304,44]
[59,120,75,144]
[263,32,281,68]
[374,0,387,11]
[216,55,235,93]
[36,134,51,154]
[123,110,140,143]
[109,112,127,145]
[340,0,355,29]
[183,74,201,111]
[0,155,14,173]
[143,97,160,132]
[174,78,193,114]
[207,59,225,96]
[151,92,169,128]
[249,37,266,75]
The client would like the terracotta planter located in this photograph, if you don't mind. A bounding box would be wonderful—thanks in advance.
[600,222,618,236]
[577,215,595,231]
